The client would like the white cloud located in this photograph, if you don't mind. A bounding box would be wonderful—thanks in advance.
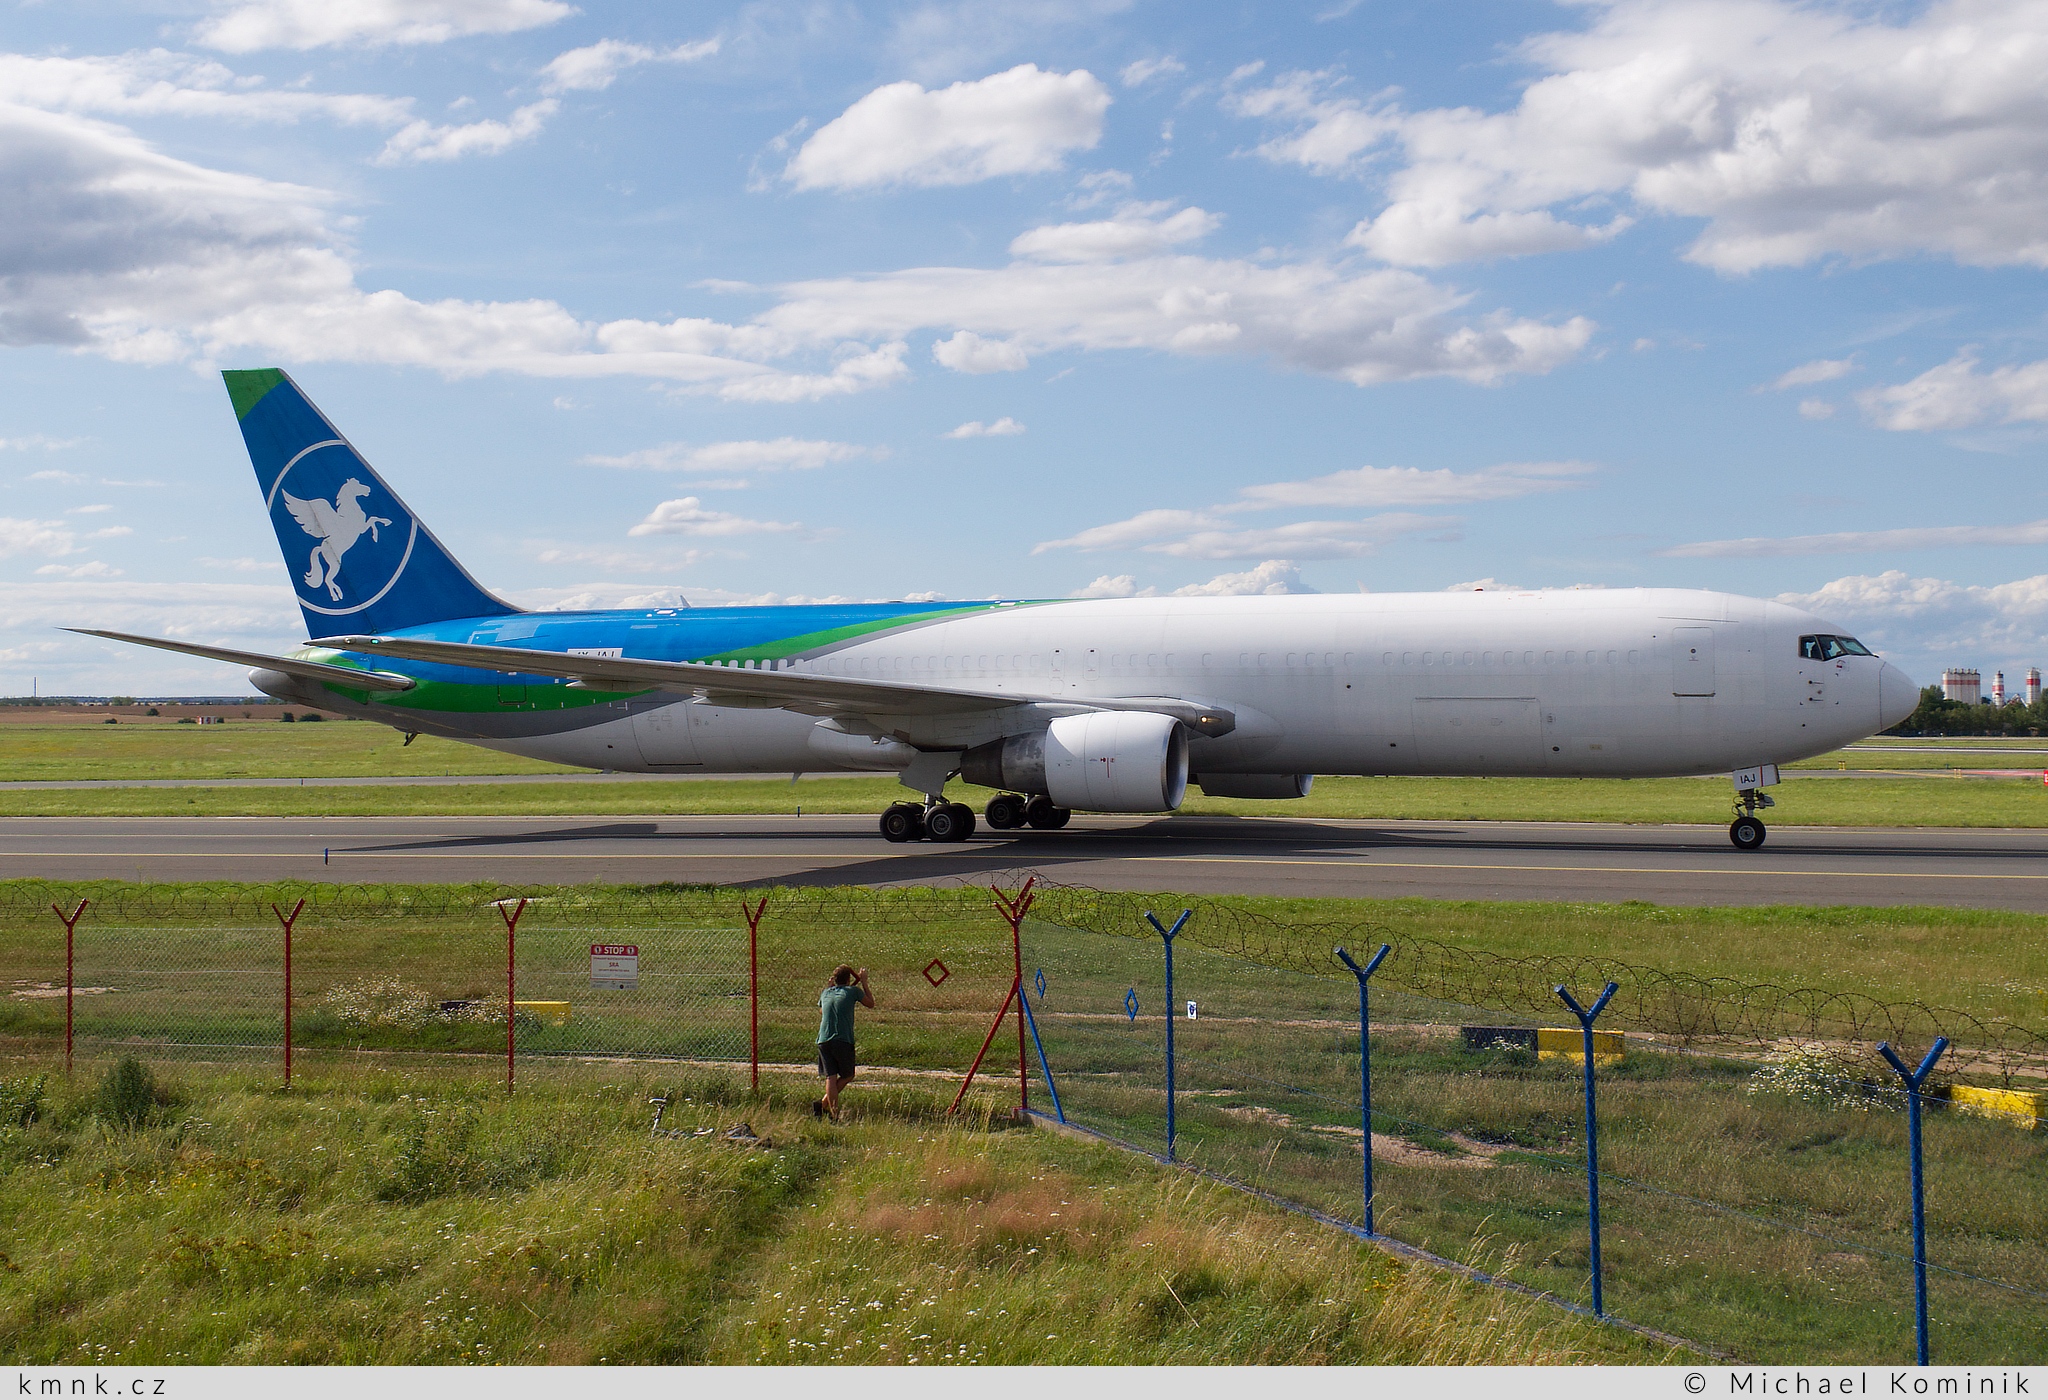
[0,517,84,559]
[1038,507,1453,560]
[945,417,1027,438]
[0,50,413,126]
[377,99,557,164]
[1070,573,1143,598]
[35,559,123,578]
[1009,203,1221,263]
[531,544,710,571]
[1776,570,2048,674]
[1664,519,2048,559]
[1857,353,2048,432]
[1069,559,1310,598]
[1149,514,1457,561]
[627,497,803,538]
[198,556,281,572]
[1171,559,1309,595]
[1772,357,1857,390]
[1798,399,1836,421]
[540,37,719,94]
[195,0,574,53]
[1235,460,1591,509]
[1233,1,2048,272]
[66,503,111,514]
[933,331,1031,373]
[784,64,1111,191]
[584,438,878,472]
[1119,57,1185,87]
[0,102,1582,397]
[7,440,83,454]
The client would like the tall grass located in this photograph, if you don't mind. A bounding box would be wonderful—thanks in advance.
[0,1058,1644,1366]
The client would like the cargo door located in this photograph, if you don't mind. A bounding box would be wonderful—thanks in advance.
[1672,626,1716,697]
[630,700,703,769]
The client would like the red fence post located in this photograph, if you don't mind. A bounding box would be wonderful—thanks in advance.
[965,878,1036,1118]
[271,899,305,1089]
[53,900,87,1078]
[497,898,527,1096]
[741,898,767,1092]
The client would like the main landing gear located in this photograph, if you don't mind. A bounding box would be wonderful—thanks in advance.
[879,793,1071,842]
[1729,787,1775,851]
[981,793,1069,831]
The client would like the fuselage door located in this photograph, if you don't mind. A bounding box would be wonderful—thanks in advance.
[631,700,703,769]
[1672,626,1716,697]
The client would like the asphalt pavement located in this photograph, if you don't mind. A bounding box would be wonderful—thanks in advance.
[6,813,2048,909]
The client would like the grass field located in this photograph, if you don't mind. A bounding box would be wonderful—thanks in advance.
[0,1059,1645,1366]
[4,879,2042,1362]
[7,721,2048,824]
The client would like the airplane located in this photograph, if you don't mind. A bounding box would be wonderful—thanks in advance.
[75,368,1920,851]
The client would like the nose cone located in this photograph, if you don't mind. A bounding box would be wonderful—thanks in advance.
[1880,662,1919,730]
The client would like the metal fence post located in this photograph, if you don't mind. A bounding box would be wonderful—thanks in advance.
[993,879,1037,1115]
[1879,1036,1949,1366]
[497,898,527,1095]
[741,898,767,1092]
[1144,910,1190,1162]
[1555,980,1620,1317]
[271,899,305,1088]
[52,901,87,1078]
[1336,943,1392,1235]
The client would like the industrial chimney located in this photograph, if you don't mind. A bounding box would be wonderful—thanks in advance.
[2028,668,2043,706]
[1941,668,1981,704]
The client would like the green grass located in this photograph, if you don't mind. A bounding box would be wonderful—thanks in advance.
[7,771,2048,825]
[4,879,2043,1362]
[0,1059,1643,1365]
[0,723,572,783]
[7,721,2048,824]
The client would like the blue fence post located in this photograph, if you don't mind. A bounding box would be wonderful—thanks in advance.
[1145,910,1190,1163]
[1019,985,1065,1124]
[1555,980,1620,1317]
[1335,944,1393,1235]
[1878,1036,1949,1367]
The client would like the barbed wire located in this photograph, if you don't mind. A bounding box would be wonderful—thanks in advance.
[5,873,2039,1083]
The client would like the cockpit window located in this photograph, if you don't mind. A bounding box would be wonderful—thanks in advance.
[1799,634,1874,660]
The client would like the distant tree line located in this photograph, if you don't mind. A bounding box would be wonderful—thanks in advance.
[1888,685,2048,736]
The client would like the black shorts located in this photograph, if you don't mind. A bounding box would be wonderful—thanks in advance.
[817,1040,856,1079]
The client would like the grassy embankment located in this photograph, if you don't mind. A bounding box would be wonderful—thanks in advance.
[0,1060,1644,1366]
[3,881,2043,1362]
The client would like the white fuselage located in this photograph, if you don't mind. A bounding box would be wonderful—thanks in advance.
[486,589,1915,785]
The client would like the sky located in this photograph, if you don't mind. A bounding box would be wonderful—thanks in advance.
[7,0,2048,696]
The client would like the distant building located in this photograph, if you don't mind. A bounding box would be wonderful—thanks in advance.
[2029,669,2043,706]
[1942,668,1981,704]
[1993,670,2007,706]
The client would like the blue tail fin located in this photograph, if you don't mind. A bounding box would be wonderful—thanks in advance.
[225,369,517,638]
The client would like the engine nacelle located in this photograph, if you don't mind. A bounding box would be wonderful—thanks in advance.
[1196,773,1314,800]
[961,712,1188,813]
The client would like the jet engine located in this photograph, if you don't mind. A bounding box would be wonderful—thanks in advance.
[961,711,1188,812]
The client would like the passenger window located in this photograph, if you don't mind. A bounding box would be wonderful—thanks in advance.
[1421,652,1434,666]
[1628,650,1638,664]
[1400,651,1413,665]
[1462,651,1475,665]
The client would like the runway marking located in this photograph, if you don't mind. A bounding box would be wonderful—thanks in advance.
[1127,856,2048,881]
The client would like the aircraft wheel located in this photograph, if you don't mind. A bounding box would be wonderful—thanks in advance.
[984,793,1027,829]
[1729,815,1767,851]
[926,802,976,842]
[1025,797,1070,830]
[880,803,924,843]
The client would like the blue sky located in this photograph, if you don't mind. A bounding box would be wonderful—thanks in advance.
[7,0,2048,695]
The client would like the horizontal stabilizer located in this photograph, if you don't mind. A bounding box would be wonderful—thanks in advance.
[68,629,417,693]
[319,633,1234,734]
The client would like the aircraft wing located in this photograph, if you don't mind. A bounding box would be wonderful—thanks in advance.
[67,629,418,693]
[319,632,1235,735]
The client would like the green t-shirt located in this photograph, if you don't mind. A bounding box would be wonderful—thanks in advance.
[817,984,863,1045]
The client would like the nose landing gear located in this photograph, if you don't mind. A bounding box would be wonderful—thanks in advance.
[1729,786,1775,850]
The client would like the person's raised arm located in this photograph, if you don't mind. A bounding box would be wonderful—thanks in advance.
[857,967,875,1008]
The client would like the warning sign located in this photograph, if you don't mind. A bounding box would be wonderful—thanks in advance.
[590,943,639,990]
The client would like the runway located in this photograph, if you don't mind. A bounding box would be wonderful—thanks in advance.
[7,813,2048,909]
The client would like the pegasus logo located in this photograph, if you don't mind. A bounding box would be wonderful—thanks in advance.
[284,478,392,602]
